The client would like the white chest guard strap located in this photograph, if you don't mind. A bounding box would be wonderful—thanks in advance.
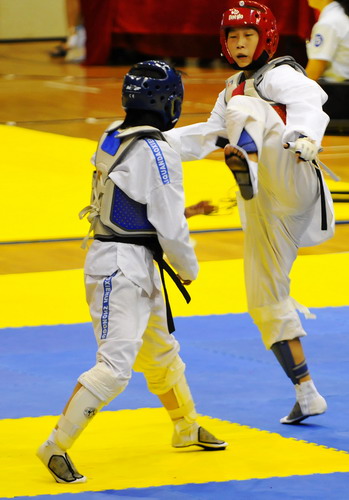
[253,55,306,99]
[225,56,306,106]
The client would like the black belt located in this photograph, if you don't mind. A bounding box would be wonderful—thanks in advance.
[313,162,327,231]
[94,234,191,333]
[216,138,328,232]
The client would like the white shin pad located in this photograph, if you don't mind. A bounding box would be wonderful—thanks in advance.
[55,386,104,450]
[167,374,197,423]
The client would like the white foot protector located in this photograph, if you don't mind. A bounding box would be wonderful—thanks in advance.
[37,439,86,483]
[280,381,327,424]
[172,420,228,450]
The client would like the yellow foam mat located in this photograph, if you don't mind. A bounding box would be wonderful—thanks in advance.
[326,179,349,222]
[1,252,349,329]
[1,408,349,498]
[1,125,240,242]
[2,125,96,242]
[2,125,348,243]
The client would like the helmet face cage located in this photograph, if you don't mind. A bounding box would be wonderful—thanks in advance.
[122,60,184,130]
[220,1,279,66]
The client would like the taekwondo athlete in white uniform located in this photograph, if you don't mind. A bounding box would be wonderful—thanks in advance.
[37,60,227,484]
[166,1,335,426]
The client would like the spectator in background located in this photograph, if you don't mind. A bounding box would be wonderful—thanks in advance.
[306,0,349,81]
[306,0,349,118]
[263,0,317,67]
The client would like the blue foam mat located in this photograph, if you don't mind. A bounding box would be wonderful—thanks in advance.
[2,308,349,499]
[4,473,349,500]
[1,308,349,453]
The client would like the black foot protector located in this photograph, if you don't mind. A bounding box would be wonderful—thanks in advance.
[224,144,255,200]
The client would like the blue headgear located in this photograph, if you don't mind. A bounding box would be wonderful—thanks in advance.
[122,60,184,131]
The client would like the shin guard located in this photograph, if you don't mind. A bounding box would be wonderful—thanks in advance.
[271,341,309,385]
[167,374,197,423]
[55,386,104,450]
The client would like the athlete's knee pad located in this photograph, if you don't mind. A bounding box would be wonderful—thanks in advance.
[237,129,258,154]
[144,354,185,395]
[55,386,104,450]
[145,355,197,422]
[271,340,309,385]
[78,361,131,404]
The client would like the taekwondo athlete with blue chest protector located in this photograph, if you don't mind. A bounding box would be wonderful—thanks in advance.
[37,60,227,485]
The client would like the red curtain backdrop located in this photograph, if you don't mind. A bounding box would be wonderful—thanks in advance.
[80,0,317,66]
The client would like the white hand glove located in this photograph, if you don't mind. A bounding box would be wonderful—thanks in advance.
[293,137,319,161]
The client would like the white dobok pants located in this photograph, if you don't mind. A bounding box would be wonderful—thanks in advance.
[79,270,184,404]
[226,96,334,349]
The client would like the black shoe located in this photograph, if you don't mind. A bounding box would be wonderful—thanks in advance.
[50,45,67,58]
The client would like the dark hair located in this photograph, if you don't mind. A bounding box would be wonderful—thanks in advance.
[337,0,349,16]
[120,109,165,130]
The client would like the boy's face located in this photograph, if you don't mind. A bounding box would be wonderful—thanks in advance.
[227,27,259,68]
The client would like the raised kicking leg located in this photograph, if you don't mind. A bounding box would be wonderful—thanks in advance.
[224,132,259,201]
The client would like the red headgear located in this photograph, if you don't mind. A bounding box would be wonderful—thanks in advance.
[220,1,279,67]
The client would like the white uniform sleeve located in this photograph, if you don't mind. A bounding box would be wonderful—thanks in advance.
[306,22,339,62]
[259,65,329,146]
[147,181,199,281]
[165,90,228,161]
[109,139,198,280]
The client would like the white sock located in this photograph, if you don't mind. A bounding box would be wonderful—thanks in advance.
[296,380,319,400]
[295,380,326,414]
[174,418,198,434]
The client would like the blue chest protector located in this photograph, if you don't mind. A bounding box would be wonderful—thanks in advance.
[101,130,156,233]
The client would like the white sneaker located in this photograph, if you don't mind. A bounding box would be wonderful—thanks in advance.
[37,440,86,483]
[65,26,86,62]
[172,421,227,450]
[280,381,327,424]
